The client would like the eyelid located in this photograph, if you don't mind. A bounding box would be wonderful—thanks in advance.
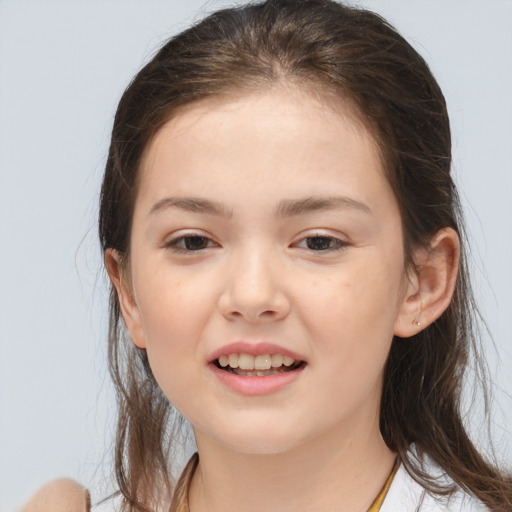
[291,231,350,252]
[163,230,219,252]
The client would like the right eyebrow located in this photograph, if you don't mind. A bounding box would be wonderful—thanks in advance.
[148,196,232,218]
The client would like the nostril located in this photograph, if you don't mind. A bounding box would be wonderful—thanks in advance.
[227,311,243,319]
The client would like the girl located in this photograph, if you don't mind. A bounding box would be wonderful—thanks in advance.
[25,0,511,511]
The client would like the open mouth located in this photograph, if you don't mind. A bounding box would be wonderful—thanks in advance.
[213,353,306,377]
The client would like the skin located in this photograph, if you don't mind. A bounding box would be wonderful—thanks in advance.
[107,86,459,512]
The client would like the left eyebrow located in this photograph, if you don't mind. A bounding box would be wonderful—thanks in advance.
[276,196,372,217]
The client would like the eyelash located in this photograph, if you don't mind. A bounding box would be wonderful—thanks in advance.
[293,234,349,252]
[164,233,218,253]
[164,233,348,254]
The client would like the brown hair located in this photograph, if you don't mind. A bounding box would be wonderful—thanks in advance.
[99,1,512,510]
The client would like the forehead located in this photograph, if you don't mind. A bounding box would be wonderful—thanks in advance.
[136,86,392,216]
[141,83,377,160]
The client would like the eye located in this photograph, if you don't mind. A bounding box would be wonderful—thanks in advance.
[165,234,217,252]
[295,235,348,251]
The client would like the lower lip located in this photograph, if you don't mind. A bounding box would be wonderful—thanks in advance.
[209,363,305,396]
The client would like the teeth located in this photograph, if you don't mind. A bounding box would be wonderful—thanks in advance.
[238,353,255,370]
[283,355,294,367]
[271,354,283,367]
[232,369,293,376]
[217,353,298,370]
[255,354,272,370]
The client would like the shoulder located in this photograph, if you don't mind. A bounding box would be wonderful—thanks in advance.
[381,454,488,512]
[21,478,90,512]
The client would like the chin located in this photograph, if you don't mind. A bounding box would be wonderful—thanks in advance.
[195,416,307,456]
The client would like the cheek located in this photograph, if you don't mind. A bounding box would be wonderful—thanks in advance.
[303,262,404,337]
[132,267,215,403]
[134,259,213,344]
[298,280,397,423]
[300,258,404,385]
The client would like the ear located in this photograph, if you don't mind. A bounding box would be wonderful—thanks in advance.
[104,249,147,349]
[394,227,460,338]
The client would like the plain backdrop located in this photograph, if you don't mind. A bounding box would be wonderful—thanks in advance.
[0,1,511,510]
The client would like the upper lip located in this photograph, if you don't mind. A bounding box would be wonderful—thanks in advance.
[207,341,306,363]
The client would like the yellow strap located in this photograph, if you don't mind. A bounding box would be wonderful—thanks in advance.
[367,460,399,512]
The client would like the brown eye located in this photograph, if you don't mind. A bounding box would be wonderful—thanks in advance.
[166,234,216,252]
[182,236,210,250]
[306,236,333,250]
[301,236,345,251]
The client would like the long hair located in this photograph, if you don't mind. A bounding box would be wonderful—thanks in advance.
[98,1,512,510]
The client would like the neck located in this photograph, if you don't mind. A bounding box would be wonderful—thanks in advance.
[188,421,396,512]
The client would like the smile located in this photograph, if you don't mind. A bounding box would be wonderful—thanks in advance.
[215,353,304,376]
[208,342,307,394]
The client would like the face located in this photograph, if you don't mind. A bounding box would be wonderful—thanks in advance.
[117,88,414,455]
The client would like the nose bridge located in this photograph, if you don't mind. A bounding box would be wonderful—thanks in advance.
[220,239,288,321]
[237,244,273,292]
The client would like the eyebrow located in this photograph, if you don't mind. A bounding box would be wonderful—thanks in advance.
[148,195,371,219]
[149,197,232,217]
[276,196,372,217]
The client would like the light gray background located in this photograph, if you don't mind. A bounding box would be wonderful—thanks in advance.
[1,1,511,510]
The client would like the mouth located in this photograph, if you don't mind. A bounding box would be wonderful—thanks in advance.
[213,353,306,377]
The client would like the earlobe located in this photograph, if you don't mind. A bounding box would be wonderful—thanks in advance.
[104,249,147,349]
[394,228,460,338]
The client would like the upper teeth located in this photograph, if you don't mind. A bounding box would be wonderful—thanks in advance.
[218,353,296,370]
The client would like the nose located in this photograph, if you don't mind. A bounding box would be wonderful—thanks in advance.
[219,248,290,323]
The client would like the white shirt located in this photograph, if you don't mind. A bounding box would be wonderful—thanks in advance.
[381,461,488,511]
